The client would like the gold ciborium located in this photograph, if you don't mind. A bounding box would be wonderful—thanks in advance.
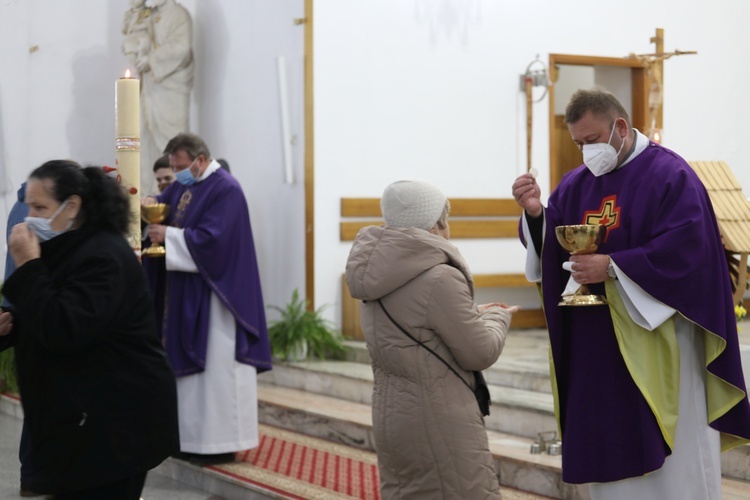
[555,224,608,306]
[141,203,170,258]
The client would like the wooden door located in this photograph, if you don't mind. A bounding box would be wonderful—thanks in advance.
[548,54,649,190]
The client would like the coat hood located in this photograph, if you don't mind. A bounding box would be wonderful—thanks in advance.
[345,225,474,301]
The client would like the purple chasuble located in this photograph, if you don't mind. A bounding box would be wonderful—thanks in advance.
[150,168,272,376]
[536,142,750,483]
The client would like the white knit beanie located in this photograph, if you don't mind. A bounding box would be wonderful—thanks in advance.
[380,180,447,230]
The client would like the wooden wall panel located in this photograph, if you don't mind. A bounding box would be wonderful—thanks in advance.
[339,197,547,337]
[341,198,522,217]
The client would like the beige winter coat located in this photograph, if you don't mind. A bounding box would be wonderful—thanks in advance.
[345,226,512,499]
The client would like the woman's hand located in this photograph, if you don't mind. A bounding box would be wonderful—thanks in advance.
[0,310,13,336]
[479,302,521,314]
[9,223,40,268]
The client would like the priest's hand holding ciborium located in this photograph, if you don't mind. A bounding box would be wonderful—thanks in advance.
[555,224,608,306]
[141,203,170,258]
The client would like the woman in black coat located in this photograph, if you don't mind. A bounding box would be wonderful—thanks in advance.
[0,160,179,499]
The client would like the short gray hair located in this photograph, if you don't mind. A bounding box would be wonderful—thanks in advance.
[435,199,451,230]
[163,133,211,160]
[564,88,631,127]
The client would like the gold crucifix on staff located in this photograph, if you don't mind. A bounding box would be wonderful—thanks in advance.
[627,28,697,143]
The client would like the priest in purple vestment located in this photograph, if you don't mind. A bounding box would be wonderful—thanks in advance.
[511,89,750,499]
[143,132,272,466]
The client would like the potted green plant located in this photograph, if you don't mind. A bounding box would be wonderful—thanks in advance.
[268,288,347,362]
[0,288,18,395]
[0,349,18,394]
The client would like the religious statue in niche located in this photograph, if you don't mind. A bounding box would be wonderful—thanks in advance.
[121,0,194,194]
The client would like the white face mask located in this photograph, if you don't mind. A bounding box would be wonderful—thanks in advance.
[582,122,626,177]
[24,199,72,242]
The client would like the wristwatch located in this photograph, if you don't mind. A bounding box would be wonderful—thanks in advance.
[606,258,617,280]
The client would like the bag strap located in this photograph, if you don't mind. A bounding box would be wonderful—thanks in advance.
[376,299,473,392]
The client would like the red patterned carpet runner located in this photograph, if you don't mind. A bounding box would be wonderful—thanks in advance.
[209,424,547,499]
[211,425,380,500]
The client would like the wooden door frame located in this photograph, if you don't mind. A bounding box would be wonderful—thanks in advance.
[304,0,315,308]
[548,54,649,189]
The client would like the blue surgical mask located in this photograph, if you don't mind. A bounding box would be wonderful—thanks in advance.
[24,199,71,242]
[175,158,198,185]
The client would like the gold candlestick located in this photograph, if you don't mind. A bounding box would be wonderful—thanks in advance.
[116,69,141,255]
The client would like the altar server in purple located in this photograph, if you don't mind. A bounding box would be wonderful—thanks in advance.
[511,89,750,499]
[143,132,272,465]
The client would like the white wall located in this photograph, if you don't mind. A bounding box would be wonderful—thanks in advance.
[1,0,748,329]
[0,0,306,316]
[0,0,126,262]
[554,66,594,116]
[314,0,750,324]
[188,0,306,314]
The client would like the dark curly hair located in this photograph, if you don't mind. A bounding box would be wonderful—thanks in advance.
[152,154,172,172]
[29,160,131,234]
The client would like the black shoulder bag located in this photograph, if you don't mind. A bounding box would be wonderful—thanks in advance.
[376,299,491,416]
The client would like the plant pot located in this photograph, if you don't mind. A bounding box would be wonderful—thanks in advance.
[285,340,308,362]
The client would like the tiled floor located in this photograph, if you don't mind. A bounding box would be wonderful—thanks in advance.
[0,411,223,500]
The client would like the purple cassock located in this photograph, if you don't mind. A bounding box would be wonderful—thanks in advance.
[147,168,272,376]
[533,142,750,483]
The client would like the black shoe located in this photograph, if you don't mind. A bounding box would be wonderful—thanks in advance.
[186,452,237,466]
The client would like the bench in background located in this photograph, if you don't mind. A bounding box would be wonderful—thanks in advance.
[340,198,546,340]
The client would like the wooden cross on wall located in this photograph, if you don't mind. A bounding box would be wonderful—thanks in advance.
[627,28,697,142]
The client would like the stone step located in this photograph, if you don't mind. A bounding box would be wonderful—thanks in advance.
[257,384,584,499]
[345,323,750,395]
[153,459,279,500]
[343,332,553,394]
[258,361,556,439]
[0,393,22,420]
[151,426,750,500]
[722,442,750,483]
[257,385,750,499]
[1,392,552,499]
[3,392,749,499]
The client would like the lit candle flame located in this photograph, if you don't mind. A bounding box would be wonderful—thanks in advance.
[125,69,131,78]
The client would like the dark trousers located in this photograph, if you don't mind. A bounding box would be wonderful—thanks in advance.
[53,472,147,500]
[19,418,32,487]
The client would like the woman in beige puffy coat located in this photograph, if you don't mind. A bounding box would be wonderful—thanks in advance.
[345,180,519,499]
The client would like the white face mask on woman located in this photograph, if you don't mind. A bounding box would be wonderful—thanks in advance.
[24,199,72,242]
[582,122,625,177]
